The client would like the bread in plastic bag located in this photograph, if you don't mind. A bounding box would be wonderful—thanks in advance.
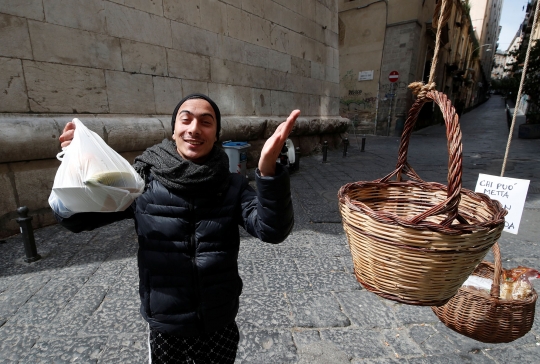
[49,118,144,217]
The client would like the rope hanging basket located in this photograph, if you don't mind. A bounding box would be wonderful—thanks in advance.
[432,243,537,343]
[338,90,507,306]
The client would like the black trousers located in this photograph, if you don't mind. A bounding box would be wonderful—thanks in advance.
[148,322,239,364]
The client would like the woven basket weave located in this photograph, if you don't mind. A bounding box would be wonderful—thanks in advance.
[432,243,537,343]
[338,90,507,306]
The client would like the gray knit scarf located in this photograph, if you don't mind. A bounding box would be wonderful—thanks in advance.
[133,139,230,195]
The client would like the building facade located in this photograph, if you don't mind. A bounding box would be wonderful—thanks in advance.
[491,49,506,79]
[339,0,493,135]
[470,0,503,84]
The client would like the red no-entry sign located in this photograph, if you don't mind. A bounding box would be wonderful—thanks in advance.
[389,71,399,83]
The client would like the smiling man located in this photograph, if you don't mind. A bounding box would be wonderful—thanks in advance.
[56,93,299,363]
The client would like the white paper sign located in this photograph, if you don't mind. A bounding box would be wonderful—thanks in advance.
[475,174,530,234]
[358,70,374,81]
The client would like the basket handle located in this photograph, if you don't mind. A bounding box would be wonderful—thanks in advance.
[379,90,463,226]
[490,242,503,299]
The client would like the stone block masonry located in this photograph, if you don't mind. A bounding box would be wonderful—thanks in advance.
[0,0,340,116]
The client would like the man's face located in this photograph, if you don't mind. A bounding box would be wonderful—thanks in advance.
[172,98,217,163]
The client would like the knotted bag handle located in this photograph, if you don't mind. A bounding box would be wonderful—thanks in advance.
[378,90,463,226]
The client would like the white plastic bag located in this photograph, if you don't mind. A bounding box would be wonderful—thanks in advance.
[49,118,144,217]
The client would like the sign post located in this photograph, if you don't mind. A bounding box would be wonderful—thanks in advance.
[387,71,399,135]
[389,71,399,83]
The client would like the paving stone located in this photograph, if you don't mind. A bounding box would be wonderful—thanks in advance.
[275,246,317,258]
[320,328,392,360]
[237,293,292,330]
[240,274,267,294]
[315,231,348,246]
[483,345,540,363]
[496,240,540,259]
[336,291,398,329]
[20,336,108,363]
[296,340,350,364]
[0,323,41,361]
[238,259,255,275]
[266,272,312,293]
[295,256,347,273]
[350,358,407,364]
[280,231,318,247]
[235,329,297,364]
[380,327,424,357]
[239,246,278,260]
[28,275,87,304]
[343,255,355,273]
[306,223,345,238]
[0,273,51,316]
[390,303,439,326]
[406,352,497,363]
[306,271,360,292]
[98,333,148,363]
[311,242,351,257]
[288,291,350,328]
[82,295,145,335]
[408,324,460,356]
[106,279,139,299]
[0,275,19,295]
[85,258,130,286]
[253,258,298,274]
[44,285,108,337]
[292,329,322,347]
[8,299,61,326]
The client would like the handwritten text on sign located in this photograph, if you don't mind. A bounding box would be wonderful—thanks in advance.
[475,174,530,234]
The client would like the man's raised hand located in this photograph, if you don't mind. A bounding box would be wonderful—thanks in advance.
[258,110,300,177]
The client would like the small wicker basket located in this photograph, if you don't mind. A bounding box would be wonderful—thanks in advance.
[338,90,507,306]
[432,243,537,343]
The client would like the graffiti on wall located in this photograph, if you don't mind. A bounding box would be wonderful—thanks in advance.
[339,70,378,131]
[380,81,408,91]
[340,69,378,110]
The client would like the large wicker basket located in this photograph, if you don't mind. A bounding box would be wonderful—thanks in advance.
[432,243,537,343]
[338,90,507,306]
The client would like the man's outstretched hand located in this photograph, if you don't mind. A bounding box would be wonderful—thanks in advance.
[258,110,301,177]
[59,122,76,148]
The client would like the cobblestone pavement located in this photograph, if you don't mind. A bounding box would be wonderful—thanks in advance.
[1,96,540,363]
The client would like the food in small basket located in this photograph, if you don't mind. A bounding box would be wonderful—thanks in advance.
[462,266,540,300]
[501,266,540,300]
[461,275,492,295]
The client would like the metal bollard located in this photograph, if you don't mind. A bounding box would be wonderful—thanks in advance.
[293,147,301,171]
[16,206,41,263]
[361,137,366,152]
[342,138,349,157]
[279,144,289,167]
[322,141,328,163]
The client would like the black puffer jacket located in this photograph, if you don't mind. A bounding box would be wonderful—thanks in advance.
[56,165,293,336]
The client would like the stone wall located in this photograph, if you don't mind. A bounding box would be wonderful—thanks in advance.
[0,0,341,116]
[0,0,348,237]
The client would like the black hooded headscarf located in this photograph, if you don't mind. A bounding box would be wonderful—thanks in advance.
[171,93,221,140]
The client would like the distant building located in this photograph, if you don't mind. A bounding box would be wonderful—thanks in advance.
[491,50,506,79]
[470,0,503,83]
[338,0,495,135]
